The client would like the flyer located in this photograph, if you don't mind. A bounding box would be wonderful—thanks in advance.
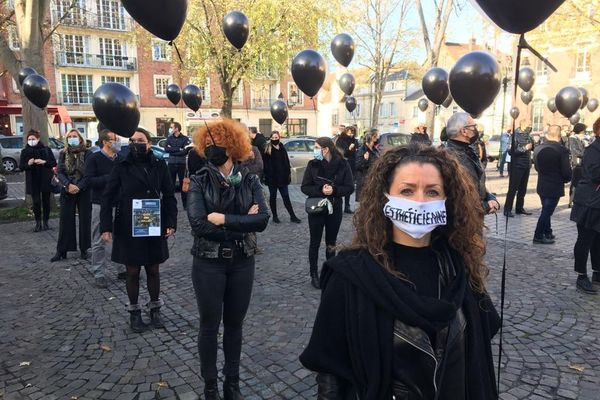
[132,199,161,237]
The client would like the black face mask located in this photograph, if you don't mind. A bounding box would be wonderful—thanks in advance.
[271,139,280,146]
[468,128,480,145]
[131,143,149,159]
[205,145,228,167]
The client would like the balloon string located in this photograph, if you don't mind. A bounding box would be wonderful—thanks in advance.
[169,41,184,65]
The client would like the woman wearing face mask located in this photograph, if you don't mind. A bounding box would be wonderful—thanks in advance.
[186,120,269,400]
[335,126,359,213]
[300,144,500,400]
[19,129,57,232]
[301,137,354,289]
[100,128,177,332]
[263,130,301,223]
[51,129,92,262]
[355,129,380,202]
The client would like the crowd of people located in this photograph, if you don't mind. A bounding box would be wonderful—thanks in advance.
[17,112,600,398]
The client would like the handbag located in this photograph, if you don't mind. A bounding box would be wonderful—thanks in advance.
[305,197,331,215]
[181,155,190,193]
[50,173,62,194]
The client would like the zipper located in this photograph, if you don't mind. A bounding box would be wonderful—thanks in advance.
[393,330,439,394]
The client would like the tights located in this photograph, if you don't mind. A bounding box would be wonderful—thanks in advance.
[126,264,160,305]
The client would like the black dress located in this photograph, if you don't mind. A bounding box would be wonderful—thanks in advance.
[263,144,291,188]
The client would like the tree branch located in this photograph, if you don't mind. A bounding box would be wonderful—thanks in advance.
[415,0,432,60]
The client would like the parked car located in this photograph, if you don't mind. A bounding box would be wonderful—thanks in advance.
[0,173,7,200]
[0,136,63,173]
[377,132,412,153]
[119,145,170,161]
[282,136,317,170]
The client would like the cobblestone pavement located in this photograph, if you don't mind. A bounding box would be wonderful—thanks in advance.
[1,168,599,400]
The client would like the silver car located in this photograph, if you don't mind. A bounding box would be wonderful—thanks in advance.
[0,136,64,172]
[282,136,317,169]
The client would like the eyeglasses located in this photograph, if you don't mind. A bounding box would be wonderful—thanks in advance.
[130,139,148,144]
[464,124,477,131]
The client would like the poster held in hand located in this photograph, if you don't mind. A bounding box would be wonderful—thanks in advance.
[132,199,161,237]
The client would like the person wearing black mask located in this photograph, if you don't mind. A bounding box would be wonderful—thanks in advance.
[100,128,177,332]
[504,120,535,217]
[165,121,191,208]
[187,120,269,400]
[444,113,500,215]
[355,129,379,202]
[335,126,358,213]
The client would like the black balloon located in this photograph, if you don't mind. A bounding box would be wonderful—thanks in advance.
[22,74,51,109]
[18,67,37,86]
[339,73,355,96]
[345,96,356,112]
[578,87,589,109]
[166,84,181,105]
[418,98,429,112]
[510,107,520,120]
[331,33,355,67]
[472,0,565,34]
[547,98,557,113]
[569,112,580,125]
[449,51,501,118]
[223,11,249,50]
[521,91,533,105]
[518,67,535,92]
[92,83,140,138]
[587,98,598,112]
[422,68,449,105]
[555,86,582,118]
[270,100,288,124]
[122,0,187,42]
[442,94,453,108]
[182,84,203,112]
[291,49,326,98]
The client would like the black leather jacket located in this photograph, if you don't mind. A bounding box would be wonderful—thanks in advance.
[509,129,534,169]
[186,164,269,258]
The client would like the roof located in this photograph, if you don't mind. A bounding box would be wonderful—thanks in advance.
[404,88,424,101]
[0,105,72,123]
[368,69,410,83]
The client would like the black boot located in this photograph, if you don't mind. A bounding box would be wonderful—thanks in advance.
[310,267,320,290]
[283,197,301,223]
[129,309,148,333]
[270,200,280,223]
[50,252,67,262]
[149,307,165,329]
[80,250,88,260]
[42,220,50,230]
[34,221,42,232]
[204,379,221,400]
[223,375,243,400]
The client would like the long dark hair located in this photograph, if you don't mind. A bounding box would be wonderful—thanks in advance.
[316,137,344,160]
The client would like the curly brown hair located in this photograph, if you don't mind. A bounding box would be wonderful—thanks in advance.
[193,119,252,162]
[593,117,600,137]
[350,144,489,293]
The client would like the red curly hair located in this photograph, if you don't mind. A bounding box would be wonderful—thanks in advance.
[193,119,252,162]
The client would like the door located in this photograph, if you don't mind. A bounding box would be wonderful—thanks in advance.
[156,118,173,137]
[259,119,272,136]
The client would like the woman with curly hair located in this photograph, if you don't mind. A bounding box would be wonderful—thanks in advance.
[300,144,500,400]
[187,119,269,400]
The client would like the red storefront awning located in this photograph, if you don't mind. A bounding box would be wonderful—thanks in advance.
[0,104,72,124]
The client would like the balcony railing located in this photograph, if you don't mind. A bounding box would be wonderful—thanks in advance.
[55,51,137,71]
[51,9,132,31]
[252,98,273,109]
[57,91,140,105]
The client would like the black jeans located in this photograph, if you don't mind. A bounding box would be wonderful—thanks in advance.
[308,199,343,273]
[268,185,297,218]
[505,166,530,212]
[192,256,255,380]
[574,224,600,275]
[169,163,187,208]
[534,196,559,239]
[57,189,92,253]
[31,190,51,222]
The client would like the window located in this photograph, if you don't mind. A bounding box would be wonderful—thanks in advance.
[412,106,419,118]
[154,75,171,97]
[536,59,548,77]
[189,77,211,103]
[389,102,396,117]
[101,76,131,87]
[532,99,544,131]
[61,74,93,104]
[152,40,171,61]
[97,0,125,30]
[287,119,307,136]
[55,0,85,25]
[332,113,339,126]
[99,37,124,67]
[8,26,20,50]
[251,83,273,108]
[232,83,244,105]
[288,83,304,106]
[379,103,387,118]
[576,49,591,74]
[284,140,308,152]
[62,34,86,65]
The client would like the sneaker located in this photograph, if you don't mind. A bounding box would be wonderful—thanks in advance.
[95,277,108,289]
[533,236,555,245]
[576,275,598,294]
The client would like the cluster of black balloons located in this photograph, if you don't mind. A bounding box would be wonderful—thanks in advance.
[552,86,598,124]
[18,67,51,109]
[331,33,358,114]
[165,83,203,111]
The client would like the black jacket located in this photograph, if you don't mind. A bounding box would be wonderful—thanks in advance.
[83,150,119,205]
[19,143,57,195]
[336,134,359,171]
[57,148,91,192]
[165,134,191,164]
[187,148,207,176]
[100,153,177,266]
[572,139,600,209]
[251,133,268,154]
[186,164,269,259]
[301,158,354,203]
[263,144,291,187]
[509,129,534,169]
[300,239,500,400]
[533,141,571,198]
[410,133,432,146]
[444,140,496,212]
[355,145,379,201]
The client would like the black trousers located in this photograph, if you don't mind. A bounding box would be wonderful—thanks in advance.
[268,185,297,218]
[192,256,255,380]
[504,166,530,212]
[308,199,343,272]
[574,224,600,275]
[57,190,92,253]
[31,190,51,222]
[169,163,187,207]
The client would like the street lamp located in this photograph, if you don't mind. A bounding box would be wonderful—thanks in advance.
[278,90,299,107]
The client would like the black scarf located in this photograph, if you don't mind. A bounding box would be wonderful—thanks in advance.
[300,239,499,400]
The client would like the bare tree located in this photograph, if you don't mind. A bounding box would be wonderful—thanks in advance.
[350,0,412,128]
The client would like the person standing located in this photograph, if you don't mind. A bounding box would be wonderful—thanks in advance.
[249,126,267,154]
[263,130,301,224]
[302,137,354,289]
[498,129,511,177]
[100,128,177,331]
[567,123,586,208]
[165,121,191,208]
[504,121,534,217]
[241,144,264,180]
[532,125,571,245]
[570,117,600,294]
[19,129,57,232]
[355,129,379,202]
[410,124,432,145]
[186,120,269,400]
[51,129,92,262]
[333,124,345,144]
[335,126,358,213]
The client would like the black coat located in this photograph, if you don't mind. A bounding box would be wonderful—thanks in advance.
[19,143,57,195]
[165,134,191,164]
[251,133,268,154]
[263,144,291,187]
[533,141,571,198]
[100,153,177,266]
[336,134,359,171]
[509,129,534,169]
[573,139,600,209]
[355,145,379,201]
[57,148,91,191]
[301,158,354,204]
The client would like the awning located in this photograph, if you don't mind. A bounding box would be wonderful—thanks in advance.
[0,104,72,124]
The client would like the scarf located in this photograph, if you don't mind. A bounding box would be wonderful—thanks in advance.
[64,145,86,181]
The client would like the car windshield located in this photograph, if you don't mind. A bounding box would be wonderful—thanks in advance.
[386,134,411,146]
